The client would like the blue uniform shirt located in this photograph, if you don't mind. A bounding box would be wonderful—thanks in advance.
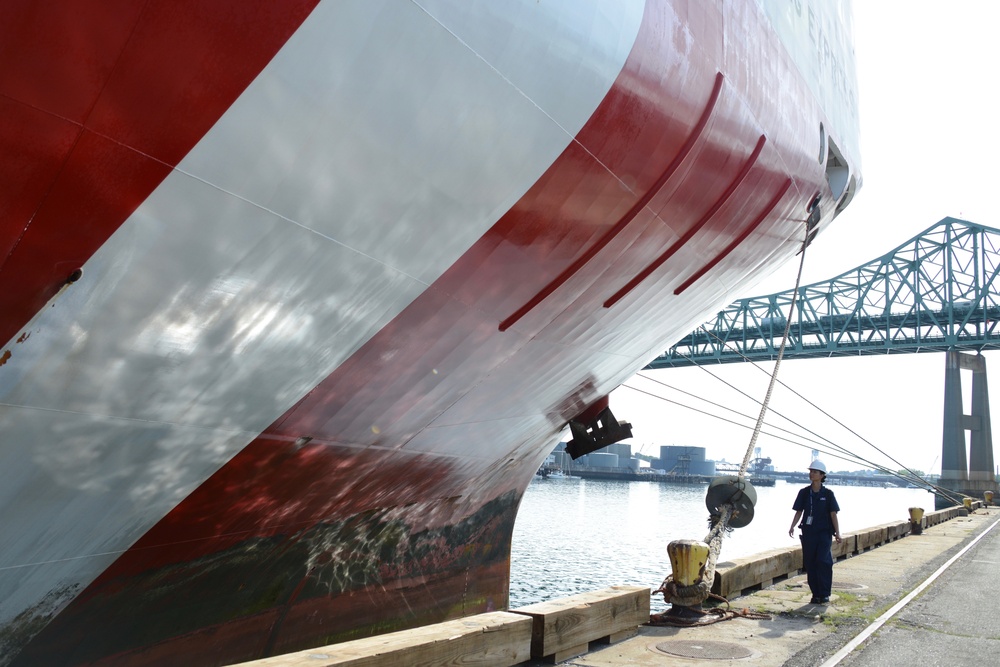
[792,485,840,534]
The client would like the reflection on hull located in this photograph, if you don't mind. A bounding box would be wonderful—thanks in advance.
[0,0,860,664]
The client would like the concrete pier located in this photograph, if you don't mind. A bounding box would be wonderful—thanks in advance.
[529,504,999,666]
[231,505,998,666]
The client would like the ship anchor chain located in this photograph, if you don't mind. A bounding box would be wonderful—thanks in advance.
[649,214,816,627]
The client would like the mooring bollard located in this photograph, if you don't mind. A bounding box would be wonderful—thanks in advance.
[908,507,924,535]
[985,490,994,507]
[963,497,973,513]
[652,539,713,623]
[650,477,765,627]
[668,539,710,588]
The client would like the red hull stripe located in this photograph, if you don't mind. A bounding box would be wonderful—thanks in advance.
[674,178,794,295]
[603,133,768,308]
[499,72,725,332]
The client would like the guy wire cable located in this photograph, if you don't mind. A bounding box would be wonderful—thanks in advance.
[621,382,852,457]
[668,324,958,498]
[622,379,929,489]
[634,339,958,499]
[694,322,935,489]
[623,378,954,500]
[633,370,934,491]
[622,377,880,469]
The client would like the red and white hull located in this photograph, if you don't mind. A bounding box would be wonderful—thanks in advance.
[0,1,859,664]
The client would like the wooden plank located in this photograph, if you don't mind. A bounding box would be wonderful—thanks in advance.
[855,525,887,551]
[511,586,649,659]
[712,546,800,598]
[546,643,588,664]
[887,520,909,540]
[228,611,532,667]
[595,627,638,644]
[715,522,926,599]
[833,534,856,559]
[708,512,973,601]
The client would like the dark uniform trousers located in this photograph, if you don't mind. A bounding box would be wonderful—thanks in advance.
[800,529,833,598]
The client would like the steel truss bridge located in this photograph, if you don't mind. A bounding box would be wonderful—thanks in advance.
[645,217,1000,506]
[648,218,1000,369]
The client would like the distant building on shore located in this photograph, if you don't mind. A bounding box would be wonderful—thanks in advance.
[545,442,635,470]
[649,445,716,477]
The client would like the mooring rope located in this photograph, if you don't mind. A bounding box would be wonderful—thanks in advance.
[737,226,811,478]
[658,222,811,625]
[652,219,813,625]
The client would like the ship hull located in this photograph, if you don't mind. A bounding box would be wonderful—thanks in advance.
[0,0,859,664]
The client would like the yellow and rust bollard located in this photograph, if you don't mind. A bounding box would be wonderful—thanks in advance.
[651,477,760,627]
[653,539,713,624]
[668,539,710,588]
[963,497,973,513]
[908,507,924,535]
[985,491,994,507]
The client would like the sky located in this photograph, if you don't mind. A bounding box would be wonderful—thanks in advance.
[609,1,1000,476]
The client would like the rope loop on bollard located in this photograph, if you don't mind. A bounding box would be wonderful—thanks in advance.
[653,575,712,608]
[648,582,773,627]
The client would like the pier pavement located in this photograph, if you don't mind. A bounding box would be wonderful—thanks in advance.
[535,505,1000,667]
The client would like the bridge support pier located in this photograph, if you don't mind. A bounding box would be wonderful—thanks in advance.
[936,350,998,509]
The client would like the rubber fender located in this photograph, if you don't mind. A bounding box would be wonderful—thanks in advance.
[705,476,757,528]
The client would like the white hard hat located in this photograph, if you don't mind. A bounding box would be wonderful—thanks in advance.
[808,459,827,473]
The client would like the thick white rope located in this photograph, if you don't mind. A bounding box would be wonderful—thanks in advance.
[738,225,811,477]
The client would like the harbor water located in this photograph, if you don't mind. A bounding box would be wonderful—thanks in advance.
[509,476,934,611]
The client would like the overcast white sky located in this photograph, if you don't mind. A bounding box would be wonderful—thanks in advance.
[610,1,1000,475]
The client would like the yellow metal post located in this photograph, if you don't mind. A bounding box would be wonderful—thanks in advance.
[908,507,924,535]
[667,540,710,588]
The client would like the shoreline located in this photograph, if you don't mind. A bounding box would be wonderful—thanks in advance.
[528,503,997,666]
[231,502,995,666]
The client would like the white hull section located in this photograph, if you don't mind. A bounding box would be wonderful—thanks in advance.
[0,0,643,635]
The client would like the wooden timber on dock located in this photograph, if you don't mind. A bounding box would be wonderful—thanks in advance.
[512,585,649,663]
[228,612,532,667]
[711,504,974,599]
[227,587,648,667]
